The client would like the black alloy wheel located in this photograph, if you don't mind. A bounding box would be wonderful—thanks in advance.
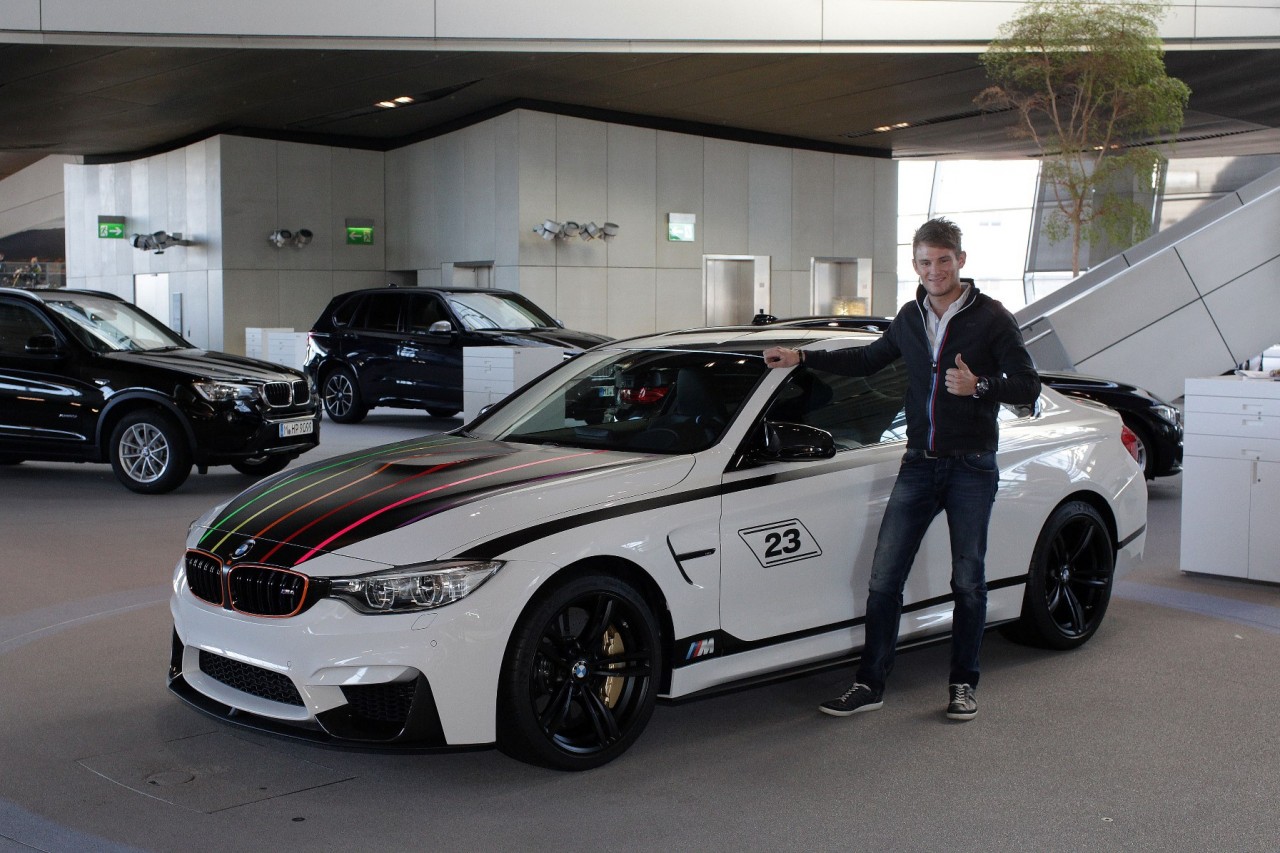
[322,367,367,424]
[108,410,192,494]
[498,575,661,770]
[1005,500,1116,650]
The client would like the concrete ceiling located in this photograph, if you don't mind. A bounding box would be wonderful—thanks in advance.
[2,42,1280,183]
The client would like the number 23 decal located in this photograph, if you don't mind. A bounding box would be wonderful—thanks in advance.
[738,519,821,567]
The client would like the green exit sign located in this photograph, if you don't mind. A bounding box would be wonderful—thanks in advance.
[98,215,126,239]
[345,218,374,245]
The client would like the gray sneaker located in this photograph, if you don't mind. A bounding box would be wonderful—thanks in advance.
[819,682,883,717]
[946,683,977,720]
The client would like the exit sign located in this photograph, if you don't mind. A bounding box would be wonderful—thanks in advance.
[98,215,126,239]
[345,218,374,245]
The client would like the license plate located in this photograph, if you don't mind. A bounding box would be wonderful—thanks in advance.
[279,419,314,438]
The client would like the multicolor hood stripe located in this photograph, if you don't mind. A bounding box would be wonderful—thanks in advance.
[196,434,641,567]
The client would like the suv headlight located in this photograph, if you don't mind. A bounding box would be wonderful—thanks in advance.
[328,560,503,614]
[193,380,259,403]
[1151,403,1180,427]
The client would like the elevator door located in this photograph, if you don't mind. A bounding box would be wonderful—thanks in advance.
[704,256,769,327]
[810,257,871,316]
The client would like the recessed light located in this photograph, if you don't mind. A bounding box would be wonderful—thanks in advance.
[393,96,414,104]
[375,101,397,109]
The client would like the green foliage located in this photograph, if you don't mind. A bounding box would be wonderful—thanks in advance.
[977,0,1191,275]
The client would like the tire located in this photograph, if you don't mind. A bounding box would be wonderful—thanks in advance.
[231,454,292,477]
[108,410,192,494]
[497,574,661,770]
[426,407,461,419]
[1121,414,1155,479]
[1003,500,1115,650]
[322,367,368,424]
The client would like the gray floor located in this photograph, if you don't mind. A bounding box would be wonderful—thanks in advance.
[2,414,1278,853]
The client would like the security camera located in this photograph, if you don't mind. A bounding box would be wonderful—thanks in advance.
[293,229,312,247]
[268,229,293,248]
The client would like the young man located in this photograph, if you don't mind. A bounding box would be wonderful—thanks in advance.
[763,217,1040,721]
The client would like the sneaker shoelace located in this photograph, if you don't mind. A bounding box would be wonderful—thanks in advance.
[841,683,871,702]
[951,685,972,706]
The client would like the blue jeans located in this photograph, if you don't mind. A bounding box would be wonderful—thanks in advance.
[854,449,999,695]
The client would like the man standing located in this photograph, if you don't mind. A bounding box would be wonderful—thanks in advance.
[763,217,1040,721]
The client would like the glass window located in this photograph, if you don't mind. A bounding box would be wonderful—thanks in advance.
[354,293,403,332]
[406,294,448,333]
[0,302,55,356]
[445,291,557,331]
[766,363,908,451]
[40,294,185,353]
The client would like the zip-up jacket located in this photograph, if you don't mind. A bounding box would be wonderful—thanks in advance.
[803,283,1040,454]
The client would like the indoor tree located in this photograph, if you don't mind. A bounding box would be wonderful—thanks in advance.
[977,0,1190,276]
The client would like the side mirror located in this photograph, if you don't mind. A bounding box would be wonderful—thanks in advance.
[751,421,836,462]
[25,333,64,356]
[427,320,454,336]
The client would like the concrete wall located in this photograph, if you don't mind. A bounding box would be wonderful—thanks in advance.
[0,155,73,239]
[386,109,897,338]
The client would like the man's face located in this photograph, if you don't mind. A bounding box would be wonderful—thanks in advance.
[912,243,966,303]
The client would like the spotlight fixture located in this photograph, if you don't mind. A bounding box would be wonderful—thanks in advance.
[129,230,186,254]
[532,219,563,241]
[561,221,582,237]
[601,222,620,240]
[268,229,313,248]
[581,222,602,240]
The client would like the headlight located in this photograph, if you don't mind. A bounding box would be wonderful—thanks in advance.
[193,380,258,403]
[1151,404,1180,426]
[328,560,503,614]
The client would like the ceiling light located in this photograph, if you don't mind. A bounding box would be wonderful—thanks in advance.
[393,96,414,104]
[375,101,397,109]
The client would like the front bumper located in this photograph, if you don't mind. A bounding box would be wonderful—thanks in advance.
[187,404,321,464]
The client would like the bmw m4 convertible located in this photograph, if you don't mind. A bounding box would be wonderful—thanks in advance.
[169,324,1146,769]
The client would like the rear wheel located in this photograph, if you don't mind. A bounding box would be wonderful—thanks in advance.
[498,574,661,770]
[231,454,291,477]
[1003,501,1115,649]
[109,411,192,494]
[322,367,368,423]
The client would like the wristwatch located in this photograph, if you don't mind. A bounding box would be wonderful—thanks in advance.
[973,376,990,398]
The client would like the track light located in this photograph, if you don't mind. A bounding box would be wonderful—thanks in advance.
[532,219,563,240]
[602,222,620,239]
[582,222,602,240]
[532,219,619,241]
[269,228,313,248]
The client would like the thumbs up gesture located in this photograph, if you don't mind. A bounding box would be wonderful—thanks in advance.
[945,353,978,397]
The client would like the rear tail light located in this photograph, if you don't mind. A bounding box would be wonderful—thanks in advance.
[1120,424,1141,463]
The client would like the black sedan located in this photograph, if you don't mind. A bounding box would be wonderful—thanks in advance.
[759,314,1182,479]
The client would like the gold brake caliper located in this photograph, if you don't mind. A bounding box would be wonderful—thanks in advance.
[600,625,624,708]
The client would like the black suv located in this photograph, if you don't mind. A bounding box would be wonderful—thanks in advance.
[0,288,320,493]
[305,286,610,423]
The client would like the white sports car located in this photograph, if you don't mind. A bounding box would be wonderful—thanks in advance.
[168,326,1147,769]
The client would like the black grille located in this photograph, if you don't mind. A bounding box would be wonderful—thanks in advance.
[228,565,308,616]
[263,381,292,407]
[185,551,223,605]
[292,379,310,405]
[199,650,304,706]
[341,681,416,724]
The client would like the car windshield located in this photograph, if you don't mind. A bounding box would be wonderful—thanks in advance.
[445,291,558,332]
[469,344,770,453]
[41,294,188,354]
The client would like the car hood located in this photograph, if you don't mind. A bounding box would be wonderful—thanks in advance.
[468,328,611,350]
[191,433,692,570]
[106,347,305,381]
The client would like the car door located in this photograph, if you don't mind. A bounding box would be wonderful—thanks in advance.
[717,363,954,642]
[385,292,462,408]
[345,292,407,405]
[0,300,99,452]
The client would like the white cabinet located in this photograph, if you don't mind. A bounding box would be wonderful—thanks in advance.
[462,347,566,422]
[1180,376,1280,583]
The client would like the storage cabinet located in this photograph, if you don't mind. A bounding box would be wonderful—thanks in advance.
[462,347,566,422]
[1180,376,1280,583]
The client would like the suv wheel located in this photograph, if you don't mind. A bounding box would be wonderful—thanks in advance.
[109,411,192,494]
[322,367,368,424]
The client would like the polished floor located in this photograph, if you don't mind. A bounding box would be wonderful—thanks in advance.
[2,414,1278,853]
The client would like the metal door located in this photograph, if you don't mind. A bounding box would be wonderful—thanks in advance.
[704,256,770,326]
[810,258,872,316]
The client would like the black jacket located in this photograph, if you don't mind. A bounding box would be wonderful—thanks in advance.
[804,283,1040,453]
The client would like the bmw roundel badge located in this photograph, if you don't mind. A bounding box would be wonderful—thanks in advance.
[231,539,256,560]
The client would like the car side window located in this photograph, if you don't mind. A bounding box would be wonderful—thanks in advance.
[766,362,909,450]
[0,302,55,356]
[331,294,361,327]
[352,293,402,333]
[405,294,448,333]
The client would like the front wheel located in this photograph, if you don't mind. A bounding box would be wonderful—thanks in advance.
[231,454,292,477]
[109,411,192,494]
[1003,500,1115,649]
[498,574,661,770]
[1121,415,1155,479]
[322,367,368,424]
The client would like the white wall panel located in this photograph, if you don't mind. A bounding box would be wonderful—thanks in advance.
[1195,5,1280,39]
[223,270,283,355]
[331,147,386,273]
[556,117,608,269]
[655,132,704,270]
[606,125,657,270]
[556,267,608,334]
[462,123,498,264]
[703,139,749,256]
[825,1,1022,41]
[1177,190,1280,294]
[606,268,658,338]
[518,112,559,267]
[384,148,412,271]
[656,268,703,332]
[277,143,330,272]
[42,0,435,37]
[1203,255,1280,365]
[494,114,521,269]
[748,145,792,272]
[791,151,836,272]
[220,136,278,272]
[278,270,336,334]
[1077,301,1232,403]
[517,265,557,311]
[0,2,38,28]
